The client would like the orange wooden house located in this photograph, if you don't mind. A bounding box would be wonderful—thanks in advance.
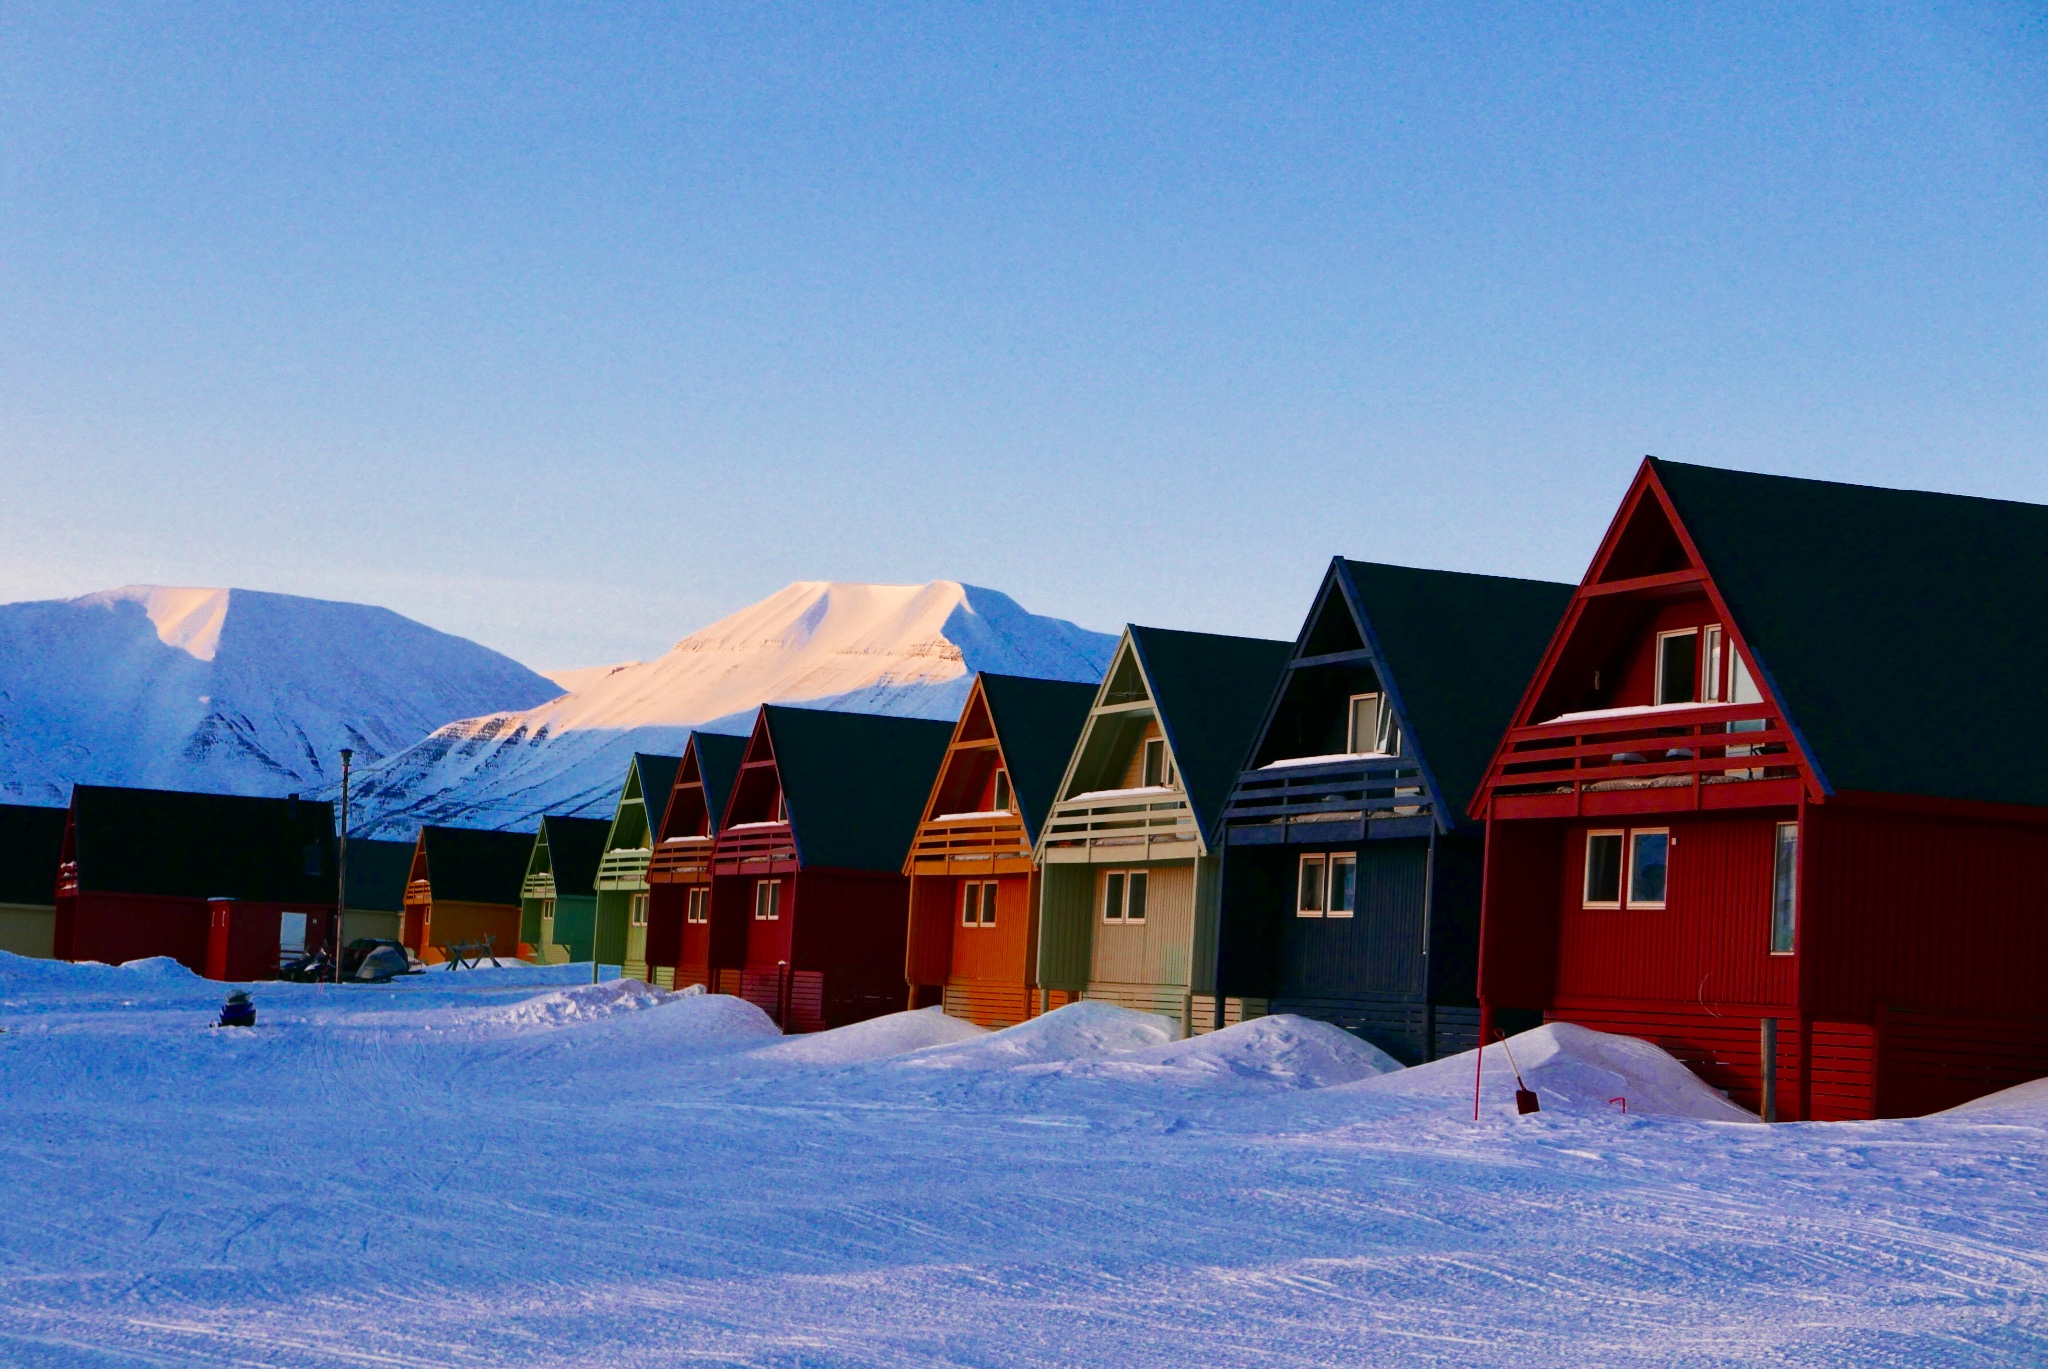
[644,731,746,990]
[904,673,1099,1027]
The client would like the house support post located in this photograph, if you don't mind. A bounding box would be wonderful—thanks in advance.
[1759,1017,1778,1123]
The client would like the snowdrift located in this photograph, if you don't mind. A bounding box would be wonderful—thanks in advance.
[0,950,208,996]
[1937,1076,2048,1126]
[1362,1021,1759,1122]
[1091,1014,1405,1089]
[900,1001,1180,1071]
[758,1006,990,1064]
[476,981,781,1042]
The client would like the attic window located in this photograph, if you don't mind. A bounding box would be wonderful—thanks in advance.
[774,793,787,823]
[1655,630,1698,705]
[1347,694,1400,755]
[1142,739,1174,788]
[992,769,1012,813]
[302,843,323,878]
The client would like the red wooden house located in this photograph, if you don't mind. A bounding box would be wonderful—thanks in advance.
[904,672,1099,1028]
[645,731,746,991]
[1473,458,2048,1120]
[707,705,953,1031]
[54,785,337,977]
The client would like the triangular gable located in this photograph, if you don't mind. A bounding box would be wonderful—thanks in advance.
[977,673,1100,845]
[660,732,748,842]
[763,705,954,872]
[601,753,682,854]
[418,825,534,905]
[1128,626,1294,848]
[539,815,610,893]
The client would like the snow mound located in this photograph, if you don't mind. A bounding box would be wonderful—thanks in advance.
[480,978,671,1031]
[759,1006,989,1064]
[903,1001,1179,1071]
[0,951,204,992]
[1936,1076,2048,1125]
[1101,1015,1404,1089]
[1363,1021,1759,1122]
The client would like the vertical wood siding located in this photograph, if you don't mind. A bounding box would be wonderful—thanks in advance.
[1036,864,1096,990]
[1089,861,1194,988]
[1477,818,1563,1009]
[1271,842,1427,999]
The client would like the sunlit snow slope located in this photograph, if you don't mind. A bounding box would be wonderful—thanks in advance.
[342,581,1115,836]
[0,586,562,804]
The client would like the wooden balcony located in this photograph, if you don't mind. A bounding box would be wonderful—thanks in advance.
[1041,789,1200,863]
[712,822,798,874]
[595,846,653,891]
[908,812,1033,875]
[648,835,715,882]
[1483,702,1810,818]
[1223,754,1436,845]
[520,873,556,900]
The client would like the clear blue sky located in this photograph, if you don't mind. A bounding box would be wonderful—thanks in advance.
[2,4,2042,668]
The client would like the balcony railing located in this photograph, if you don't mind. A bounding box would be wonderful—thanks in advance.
[595,846,653,891]
[713,821,798,871]
[521,873,555,900]
[648,834,715,880]
[1223,754,1434,843]
[1483,702,1803,808]
[1041,788,1199,861]
[909,812,1031,869]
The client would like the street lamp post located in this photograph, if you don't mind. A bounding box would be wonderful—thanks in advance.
[336,748,353,986]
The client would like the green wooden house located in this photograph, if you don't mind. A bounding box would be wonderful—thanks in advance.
[521,815,610,964]
[1033,626,1292,1036]
[593,752,682,980]
[0,803,69,958]
[339,836,416,945]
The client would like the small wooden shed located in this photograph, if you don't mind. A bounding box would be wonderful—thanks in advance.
[1217,558,1573,1061]
[708,705,953,1031]
[0,803,69,958]
[402,826,535,963]
[1034,627,1292,1036]
[904,673,1098,1028]
[1473,458,2048,1119]
[646,732,746,990]
[591,753,682,982]
[520,815,609,964]
[55,786,337,976]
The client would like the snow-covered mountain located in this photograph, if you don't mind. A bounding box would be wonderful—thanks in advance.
[0,586,563,805]
[341,581,1115,836]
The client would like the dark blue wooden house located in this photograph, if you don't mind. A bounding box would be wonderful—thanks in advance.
[1216,558,1573,1062]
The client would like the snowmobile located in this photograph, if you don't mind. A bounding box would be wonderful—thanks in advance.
[342,938,417,983]
[217,991,256,1028]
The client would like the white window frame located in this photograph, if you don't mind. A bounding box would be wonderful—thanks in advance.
[630,892,650,927]
[686,888,709,925]
[1142,737,1174,788]
[1346,694,1380,754]
[1655,628,1700,706]
[1701,624,1725,702]
[753,879,781,921]
[1296,854,1326,918]
[1770,822,1798,955]
[1626,828,1671,909]
[962,880,984,927]
[1328,853,1357,918]
[540,897,556,927]
[1583,829,1625,908]
[1102,869,1148,924]
[992,769,1012,813]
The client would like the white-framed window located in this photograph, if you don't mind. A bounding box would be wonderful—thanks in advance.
[1655,629,1699,705]
[774,792,787,823]
[1700,624,1724,701]
[753,879,782,921]
[686,888,709,925]
[1770,822,1798,954]
[1141,738,1174,788]
[1583,830,1624,907]
[1297,855,1326,918]
[1627,830,1670,908]
[992,769,1012,813]
[540,897,556,926]
[1102,869,1149,923]
[1328,854,1356,917]
[1347,693,1400,755]
[961,880,999,927]
[630,893,649,927]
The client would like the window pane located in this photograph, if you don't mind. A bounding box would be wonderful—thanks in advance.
[982,882,999,927]
[1584,833,1623,904]
[1349,695,1379,754]
[1103,872,1125,922]
[1127,871,1148,922]
[1297,856,1326,915]
[1702,625,1724,702]
[1658,632,1698,705]
[1329,856,1356,915]
[993,770,1011,812]
[962,882,980,925]
[1771,823,1798,954]
[1143,739,1164,787]
[1629,832,1669,906]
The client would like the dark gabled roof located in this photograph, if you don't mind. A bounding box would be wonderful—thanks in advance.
[764,705,955,872]
[688,732,748,838]
[0,804,67,907]
[1129,626,1294,846]
[617,753,683,843]
[1338,559,1577,823]
[977,673,1101,845]
[70,786,337,903]
[538,815,610,895]
[342,837,417,913]
[418,825,535,906]
[1652,458,2048,809]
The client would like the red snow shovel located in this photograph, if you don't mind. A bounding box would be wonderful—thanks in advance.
[1496,1029,1540,1114]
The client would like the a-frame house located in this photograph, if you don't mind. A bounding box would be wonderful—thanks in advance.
[1217,559,1574,1062]
[402,825,534,963]
[0,803,69,958]
[1034,626,1292,1037]
[519,815,609,964]
[645,731,746,990]
[1473,458,2048,1120]
[707,705,953,1031]
[591,752,682,982]
[904,672,1100,1028]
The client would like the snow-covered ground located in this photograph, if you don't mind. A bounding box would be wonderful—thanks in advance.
[1,955,2044,1366]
